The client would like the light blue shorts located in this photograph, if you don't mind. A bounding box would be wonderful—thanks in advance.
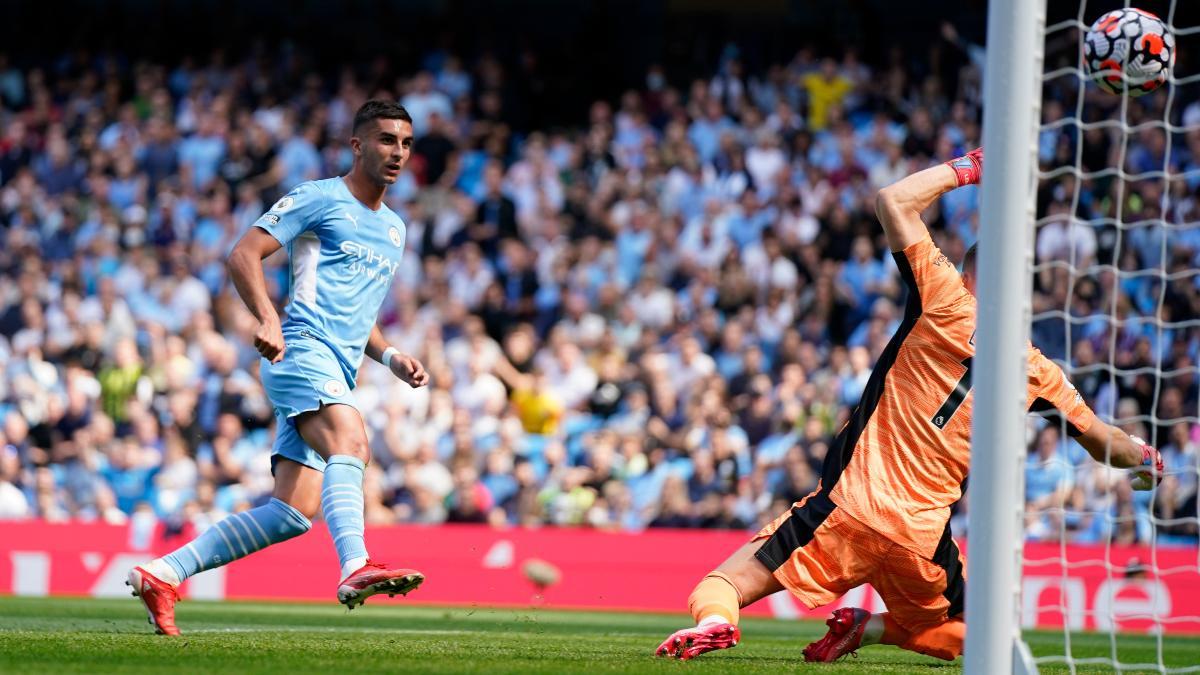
[260,335,358,474]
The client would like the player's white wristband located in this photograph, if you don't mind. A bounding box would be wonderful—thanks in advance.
[382,347,399,369]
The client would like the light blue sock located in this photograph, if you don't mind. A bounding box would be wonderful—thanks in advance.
[322,455,369,576]
[161,498,311,582]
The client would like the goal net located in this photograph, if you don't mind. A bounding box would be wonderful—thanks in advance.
[971,1,1200,673]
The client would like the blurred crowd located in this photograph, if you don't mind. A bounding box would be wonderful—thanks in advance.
[0,27,1195,547]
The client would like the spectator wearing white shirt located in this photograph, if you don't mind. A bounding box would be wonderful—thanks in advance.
[538,342,598,411]
[1037,201,1097,265]
[400,71,453,138]
[451,354,507,418]
[558,292,606,349]
[744,233,799,293]
[447,243,495,310]
[869,142,909,191]
[745,130,787,198]
[628,272,675,330]
[755,288,795,346]
[0,443,28,519]
[669,336,716,395]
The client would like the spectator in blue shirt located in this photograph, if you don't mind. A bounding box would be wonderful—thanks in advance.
[688,99,735,164]
[1025,425,1075,540]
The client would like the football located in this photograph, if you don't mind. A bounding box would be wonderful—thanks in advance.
[1084,8,1174,96]
[521,558,562,590]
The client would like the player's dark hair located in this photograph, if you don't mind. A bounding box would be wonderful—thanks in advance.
[962,243,978,276]
[352,100,412,135]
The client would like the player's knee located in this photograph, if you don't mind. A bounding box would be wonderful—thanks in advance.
[288,496,321,522]
[285,516,312,538]
[330,439,371,466]
[909,643,960,661]
[903,620,964,661]
[269,497,314,538]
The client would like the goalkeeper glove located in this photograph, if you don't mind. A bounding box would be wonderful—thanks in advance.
[1129,436,1163,491]
[945,147,983,187]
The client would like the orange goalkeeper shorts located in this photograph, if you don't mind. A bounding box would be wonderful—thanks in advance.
[751,489,966,633]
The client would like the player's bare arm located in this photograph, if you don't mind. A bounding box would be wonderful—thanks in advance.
[875,148,982,252]
[1077,419,1144,468]
[1077,419,1164,489]
[490,352,533,391]
[227,227,286,363]
[365,325,429,388]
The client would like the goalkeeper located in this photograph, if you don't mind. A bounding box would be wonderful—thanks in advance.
[656,148,1164,663]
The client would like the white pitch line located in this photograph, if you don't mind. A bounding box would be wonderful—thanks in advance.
[182,625,656,638]
[186,626,478,635]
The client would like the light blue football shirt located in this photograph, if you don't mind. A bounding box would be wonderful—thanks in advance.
[253,177,406,382]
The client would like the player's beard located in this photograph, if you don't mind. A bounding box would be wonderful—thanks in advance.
[375,155,400,185]
[366,159,393,186]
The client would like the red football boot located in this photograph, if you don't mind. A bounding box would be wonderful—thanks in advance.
[945,147,984,186]
[126,566,181,636]
[655,622,741,660]
[336,560,424,609]
[803,607,871,662]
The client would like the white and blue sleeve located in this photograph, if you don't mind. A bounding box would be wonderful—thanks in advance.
[253,182,323,246]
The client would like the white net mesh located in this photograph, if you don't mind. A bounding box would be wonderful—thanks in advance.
[1026,1,1200,672]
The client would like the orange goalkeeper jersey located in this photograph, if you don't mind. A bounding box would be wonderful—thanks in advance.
[825,235,1097,559]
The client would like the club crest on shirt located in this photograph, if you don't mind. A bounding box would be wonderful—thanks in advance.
[388,226,403,247]
[272,196,295,212]
[323,379,346,397]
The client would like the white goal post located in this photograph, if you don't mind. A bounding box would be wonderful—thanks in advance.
[967,0,1047,673]
[971,1,1200,673]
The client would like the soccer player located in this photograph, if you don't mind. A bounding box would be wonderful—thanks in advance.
[655,148,1165,662]
[126,100,430,635]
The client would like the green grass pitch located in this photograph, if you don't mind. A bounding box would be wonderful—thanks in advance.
[0,596,1197,673]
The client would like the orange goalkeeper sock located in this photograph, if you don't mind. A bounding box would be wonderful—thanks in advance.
[688,572,743,626]
[901,619,965,661]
